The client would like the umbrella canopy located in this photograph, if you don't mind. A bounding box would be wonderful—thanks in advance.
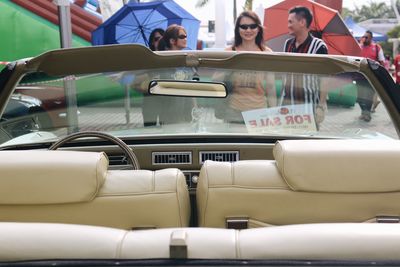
[92,0,200,50]
[264,0,361,56]
[344,17,387,42]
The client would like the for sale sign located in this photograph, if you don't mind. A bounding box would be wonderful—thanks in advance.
[242,104,317,133]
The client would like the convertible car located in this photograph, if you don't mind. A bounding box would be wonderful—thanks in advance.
[0,44,400,266]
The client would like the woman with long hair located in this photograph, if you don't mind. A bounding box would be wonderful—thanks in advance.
[138,28,165,127]
[157,24,187,51]
[149,28,164,51]
[221,11,276,123]
[154,24,194,123]
[228,11,271,52]
[136,25,192,126]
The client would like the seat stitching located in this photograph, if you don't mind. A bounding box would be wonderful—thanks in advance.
[235,230,240,259]
[175,169,183,226]
[152,171,155,192]
[91,153,103,201]
[98,191,176,197]
[116,230,129,258]
[208,185,290,190]
[202,161,210,226]
[277,144,295,191]
[231,162,235,185]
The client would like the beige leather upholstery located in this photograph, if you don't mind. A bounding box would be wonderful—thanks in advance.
[1,222,400,261]
[197,140,400,228]
[0,151,108,204]
[0,151,190,229]
[273,140,400,192]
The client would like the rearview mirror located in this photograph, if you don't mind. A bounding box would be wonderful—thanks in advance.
[148,80,227,98]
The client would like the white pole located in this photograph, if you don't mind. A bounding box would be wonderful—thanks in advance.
[53,0,72,48]
[97,0,125,22]
[391,0,400,24]
[53,0,79,133]
[214,0,226,48]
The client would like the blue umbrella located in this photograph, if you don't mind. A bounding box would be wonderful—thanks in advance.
[92,0,200,50]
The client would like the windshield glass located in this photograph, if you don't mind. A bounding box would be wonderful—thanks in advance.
[0,66,397,146]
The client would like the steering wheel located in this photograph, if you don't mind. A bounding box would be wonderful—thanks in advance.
[48,131,140,170]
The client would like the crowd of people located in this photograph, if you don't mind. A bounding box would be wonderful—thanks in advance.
[137,5,390,126]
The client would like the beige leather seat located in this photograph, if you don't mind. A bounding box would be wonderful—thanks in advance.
[2,222,400,261]
[197,140,400,228]
[0,150,190,229]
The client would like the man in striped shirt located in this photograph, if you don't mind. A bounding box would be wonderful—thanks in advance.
[281,6,328,129]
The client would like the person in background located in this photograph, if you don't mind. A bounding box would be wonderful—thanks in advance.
[384,54,391,72]
[157,24,187,51]
[136,28,165,127]
[281,6,328,129]
[196,40,204,50]
[394,51,400,85]
[133,25,191,126]
[227,11,272,52]
[136,24,193,126]
[220,11,276,123]
[358,30,384,120]
[149,28,164,51]
[284,6,327,54]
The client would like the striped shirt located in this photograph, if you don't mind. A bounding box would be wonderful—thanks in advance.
[284,34,328,54]
[281,34,328,109]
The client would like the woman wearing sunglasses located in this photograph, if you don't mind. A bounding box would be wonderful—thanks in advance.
[227,11,271,52]
[157,24,187,51]
[133,25,191,126]
[149,28,165,51]
[220,11,276,124]
[147,24,194,124]
[133,28,166,127]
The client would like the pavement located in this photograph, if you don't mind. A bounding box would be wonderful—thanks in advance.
[320,103,397,139]
[73,102,398,139]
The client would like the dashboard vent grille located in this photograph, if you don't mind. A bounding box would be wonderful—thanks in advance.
[199,151,239,164]
[108,155,129,166]
[152,152,192,165]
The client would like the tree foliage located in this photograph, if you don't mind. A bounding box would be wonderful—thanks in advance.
[342,0,397,22]
[342,0,400,57]
[387,24,400,38]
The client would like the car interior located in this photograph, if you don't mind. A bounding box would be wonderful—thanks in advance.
[1,45,400,264]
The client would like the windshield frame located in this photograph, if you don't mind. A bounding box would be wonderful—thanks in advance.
[0,44,399,144]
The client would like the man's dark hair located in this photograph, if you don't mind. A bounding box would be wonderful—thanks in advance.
[366,30,373,38]
[149,28,165,51]
[289,6,313,28]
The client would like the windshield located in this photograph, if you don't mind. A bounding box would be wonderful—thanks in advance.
[0,66,397,146]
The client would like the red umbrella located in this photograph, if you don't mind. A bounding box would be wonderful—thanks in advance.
[264,0,361,56]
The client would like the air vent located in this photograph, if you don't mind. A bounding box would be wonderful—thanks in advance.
[108,155,129,166]
[152,152,192,165]
[199,151,239,164]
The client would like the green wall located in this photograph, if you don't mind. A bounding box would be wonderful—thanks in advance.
[0,0,90,64]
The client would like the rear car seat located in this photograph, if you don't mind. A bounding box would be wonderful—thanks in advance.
[197,140,400,228]
[1,222,400,261]
[0,150,190,229]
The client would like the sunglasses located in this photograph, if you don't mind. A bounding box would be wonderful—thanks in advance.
[362,36,369,39]
[177,34,187,39]
[239,24,258,30]
[153,36,161,42]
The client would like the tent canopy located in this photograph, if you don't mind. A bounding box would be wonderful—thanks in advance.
[344,17,387,42]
